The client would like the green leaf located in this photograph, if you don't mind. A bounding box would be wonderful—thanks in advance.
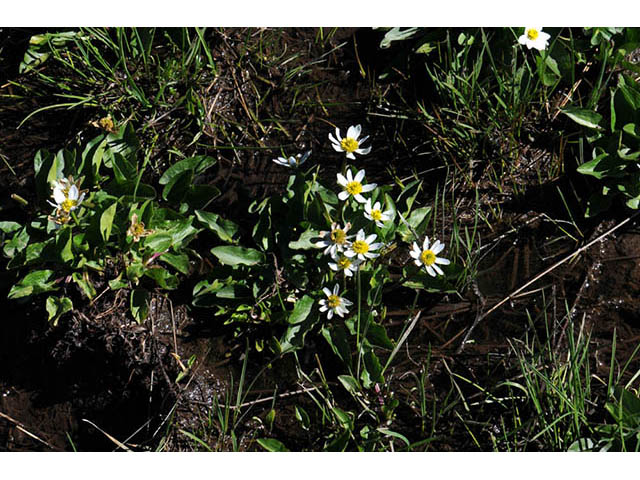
[338,375,362,397]
[54,227,74,263]
[130,289,149,324]
[0,222,22,234]
[144,266,179,290]
[3,227,29,259]
[144,233,173,253]
[100,202,118,243]
[211,246,264,266]
[295,405,310,431]
[8,270,57,299]
[288,295,314,324]
[256,438,289,452]
[561,107,603,130]
[195,210,239,243]
[159,252,191,275]
[321,324,352,368]
[288,229,320,250]
[46,295,73,327]
[72,272,96,299]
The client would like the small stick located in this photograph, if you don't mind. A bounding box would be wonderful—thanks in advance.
[0,411,61,451]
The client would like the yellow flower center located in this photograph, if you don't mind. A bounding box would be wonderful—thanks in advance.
[340,137,359,153]
[330,228,347,244]
[420,250,436,266]
[337,256,352,270]
[527,29,539,40]
[61,198,77,213]
[131,222,146,236]
[327,294,341,309]
[371,209,382,222]
[352,240,369,255]
[345,181,363,196]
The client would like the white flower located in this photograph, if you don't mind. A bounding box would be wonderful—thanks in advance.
[48,177,86,216]
[328,252,362,277]
[319,284,352,320]
[518,27,551,51]
[315,222,352,256]
[337,169,376,204]
[272,150,311,168]
[328,125,372,159]
[364,199,393,228]
[345,229,383,261]
[409,236,451,277]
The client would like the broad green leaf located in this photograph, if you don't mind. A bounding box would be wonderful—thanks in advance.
[100,201,118,242]
[295,405,310,431]
[130,289,149,324]
[144,266,178,289]
[288,229,320,250]
[211,246,264,266]
[195,210,239,243]
[8,270,57,299]
[0,222,22,234]
[72,272,96,299]
[287,295,314,324]
[561,107,603,130]
[56,227,74,263]
[256,438,289,452]
[46,295,73,327]
[321,324,352,368]
[338,375,362,397]
[159,252,191,274]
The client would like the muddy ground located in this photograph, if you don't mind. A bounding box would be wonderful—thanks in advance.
[2,27,640,451]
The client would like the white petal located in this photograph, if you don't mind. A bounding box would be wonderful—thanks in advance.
[356,229,366,240]
[432,241,445,254]
[334,127,342,141]
[332,143,344,153]
[328,263,338,271]
[68,185,79,201]
[333,284,340,295]
[346,152,355,160]
[342,298,353,307]
[347,125,358,139]
[337,173,348,186]
[354,169,365,183]
[365,252,380,259]
[346,169,354,182]
[356,146,372,155]
[319,305,328,312]
[414,259,422,267]
[344,250,356,258]
[426,265,436,277]
[518,34,527,45]
[323,287,332,297]
[338,191,350,201]
[53,188,66,205]
[369,242,383,251]
[354,194,367,203]
[432,264,444,276]
[327,310,334,320]
[409,250,420,259]
[361,183,376,192]
[423,237,430,250]
[435,257,450,265]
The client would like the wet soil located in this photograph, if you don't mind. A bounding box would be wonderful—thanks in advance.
[2,27,640,451]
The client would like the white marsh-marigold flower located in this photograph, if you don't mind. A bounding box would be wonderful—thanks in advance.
[337,169,376,204]
[48,176,86,217]
[345,229,383,261]
[364,199,393,228]
[315,222,352,257]
[328,252,362,277]
[409,236,450,277]
[319,284,352,320]
[272,150,311,168]
[518,27,551,51]
[329,125,372,159]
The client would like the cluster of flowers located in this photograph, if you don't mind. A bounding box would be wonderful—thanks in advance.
[273,124,451,320]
